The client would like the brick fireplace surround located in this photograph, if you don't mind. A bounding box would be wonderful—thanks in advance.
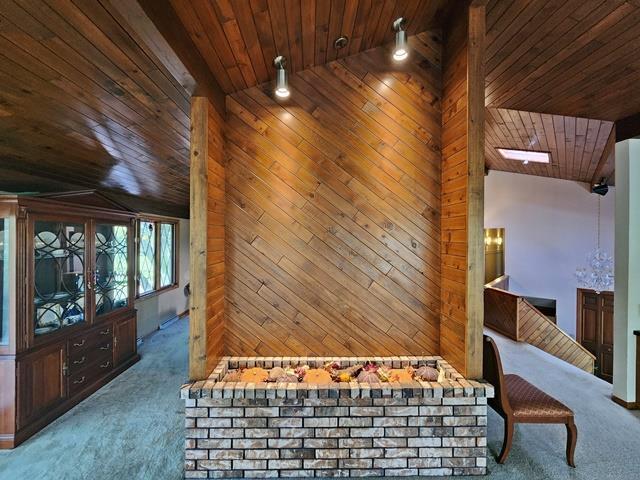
[181,356,494,478]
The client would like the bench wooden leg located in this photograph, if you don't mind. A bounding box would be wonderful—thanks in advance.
[566,420,577,467]
[498,416,514,464]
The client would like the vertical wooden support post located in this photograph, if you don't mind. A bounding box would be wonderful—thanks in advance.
[466,2,486,380]
[441,1,486,379]
[189,97,209,380]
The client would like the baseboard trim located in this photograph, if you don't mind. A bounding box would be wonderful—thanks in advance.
[612,395,639,410]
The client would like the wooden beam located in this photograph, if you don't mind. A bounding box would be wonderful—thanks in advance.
[616,112,640,143]
[466,2,486,380]
[107,0,225,116]
[189,97,209,380]
[591,125,616,186]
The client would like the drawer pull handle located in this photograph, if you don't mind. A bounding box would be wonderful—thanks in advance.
[73,356,86,365]
[73,376,86,385]
[100,329,110,335]
[100,361,111,369]
[99,343,111,351]
[73,339,86,347]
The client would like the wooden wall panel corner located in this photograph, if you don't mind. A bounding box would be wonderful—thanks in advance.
[441,2,486,379]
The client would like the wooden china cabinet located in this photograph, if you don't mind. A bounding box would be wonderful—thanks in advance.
[0,192,139,448]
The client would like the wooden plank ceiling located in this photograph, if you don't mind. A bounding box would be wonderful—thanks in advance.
[485,108,615,184]
[170,0,450,94]
[0,0,191,217]
[486,0,640,121]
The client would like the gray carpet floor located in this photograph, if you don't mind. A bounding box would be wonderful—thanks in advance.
[0,319,639,479]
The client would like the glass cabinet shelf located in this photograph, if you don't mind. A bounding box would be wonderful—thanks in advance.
[33,221,85,336]
[95,223,129,317]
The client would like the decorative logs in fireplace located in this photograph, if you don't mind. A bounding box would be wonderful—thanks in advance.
[182,356,494,478]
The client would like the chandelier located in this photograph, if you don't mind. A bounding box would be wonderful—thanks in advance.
[575,196,613,294]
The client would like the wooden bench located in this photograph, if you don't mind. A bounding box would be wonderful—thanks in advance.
[482,334,577,466]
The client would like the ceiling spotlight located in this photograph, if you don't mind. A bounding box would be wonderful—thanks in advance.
[273,55,290,99]
[392,17,408,61]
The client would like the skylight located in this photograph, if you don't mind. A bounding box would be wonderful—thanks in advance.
[496,148,550,165]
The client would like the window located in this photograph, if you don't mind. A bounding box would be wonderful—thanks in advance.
[137,219,177,296]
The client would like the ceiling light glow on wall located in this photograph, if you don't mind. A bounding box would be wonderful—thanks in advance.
[496,148,550,164]
[393,17,408,61]
[273,55,290,98]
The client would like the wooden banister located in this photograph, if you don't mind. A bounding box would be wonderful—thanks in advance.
[484,286,596,373]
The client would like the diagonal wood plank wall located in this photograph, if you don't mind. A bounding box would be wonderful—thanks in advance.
[223,34,443,357]
[440,2,486,378]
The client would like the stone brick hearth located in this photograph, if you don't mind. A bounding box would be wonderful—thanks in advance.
[181,356,494,478]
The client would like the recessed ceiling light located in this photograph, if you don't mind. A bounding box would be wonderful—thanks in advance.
[496,148,550,164]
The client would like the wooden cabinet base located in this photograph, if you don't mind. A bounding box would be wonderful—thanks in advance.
[0,353,139,449]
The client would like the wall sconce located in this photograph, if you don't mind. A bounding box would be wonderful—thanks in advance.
[392,17,408,61]
[273,55,290,99]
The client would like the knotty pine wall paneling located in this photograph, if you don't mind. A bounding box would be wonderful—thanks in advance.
[189,97,225,379]
[224,35,443,358]
[441,2,486,379]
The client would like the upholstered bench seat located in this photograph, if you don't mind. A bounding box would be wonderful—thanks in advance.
[504,374,573,419]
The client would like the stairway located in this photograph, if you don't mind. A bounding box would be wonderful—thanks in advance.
[484,278,596,373]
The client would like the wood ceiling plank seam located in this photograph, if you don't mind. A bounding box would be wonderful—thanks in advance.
[551,114,566,180]
[300,0,317,69]
[197,0,248,91]
[324,0,346,63]
[588,121,614,182]
[485,0,515,32]
[42,0,190,132]
[484,0,546,66]
[521,111,547,177]
[266,0,291,61]
[590,124,615,185]
[97,0,191,107]
[0,10,152,130]
[489,1,634,109]
[539,112,560,177]
[214,0,260,86]
[336,0,360,60]
[0,52,159,152]
[486,0,603,102]
[405,0,427,33]
[314,0,331,65]
[170,0,234,92]
[572,116,588,181]
[347,0,371,56]
[484,13,579,103]
[369,0,395,49]
[484,0,534,50]
[226,0,271,83]
[485,0,575,80]
[283,0,304,71]
[517,11,640,114]
[563,115,577,180]
[538,49,640,120]
[248,0,279,81]
[582,120,603,181]
[82,0,192,112]
[360,0,384,51]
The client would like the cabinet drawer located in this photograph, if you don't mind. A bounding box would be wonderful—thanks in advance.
[68,339,113,376]
[68,325,113,354]
[68,351,113,396]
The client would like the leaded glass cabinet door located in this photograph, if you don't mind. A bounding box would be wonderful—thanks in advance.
[94,223,130,319]
[32,219,87,337]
